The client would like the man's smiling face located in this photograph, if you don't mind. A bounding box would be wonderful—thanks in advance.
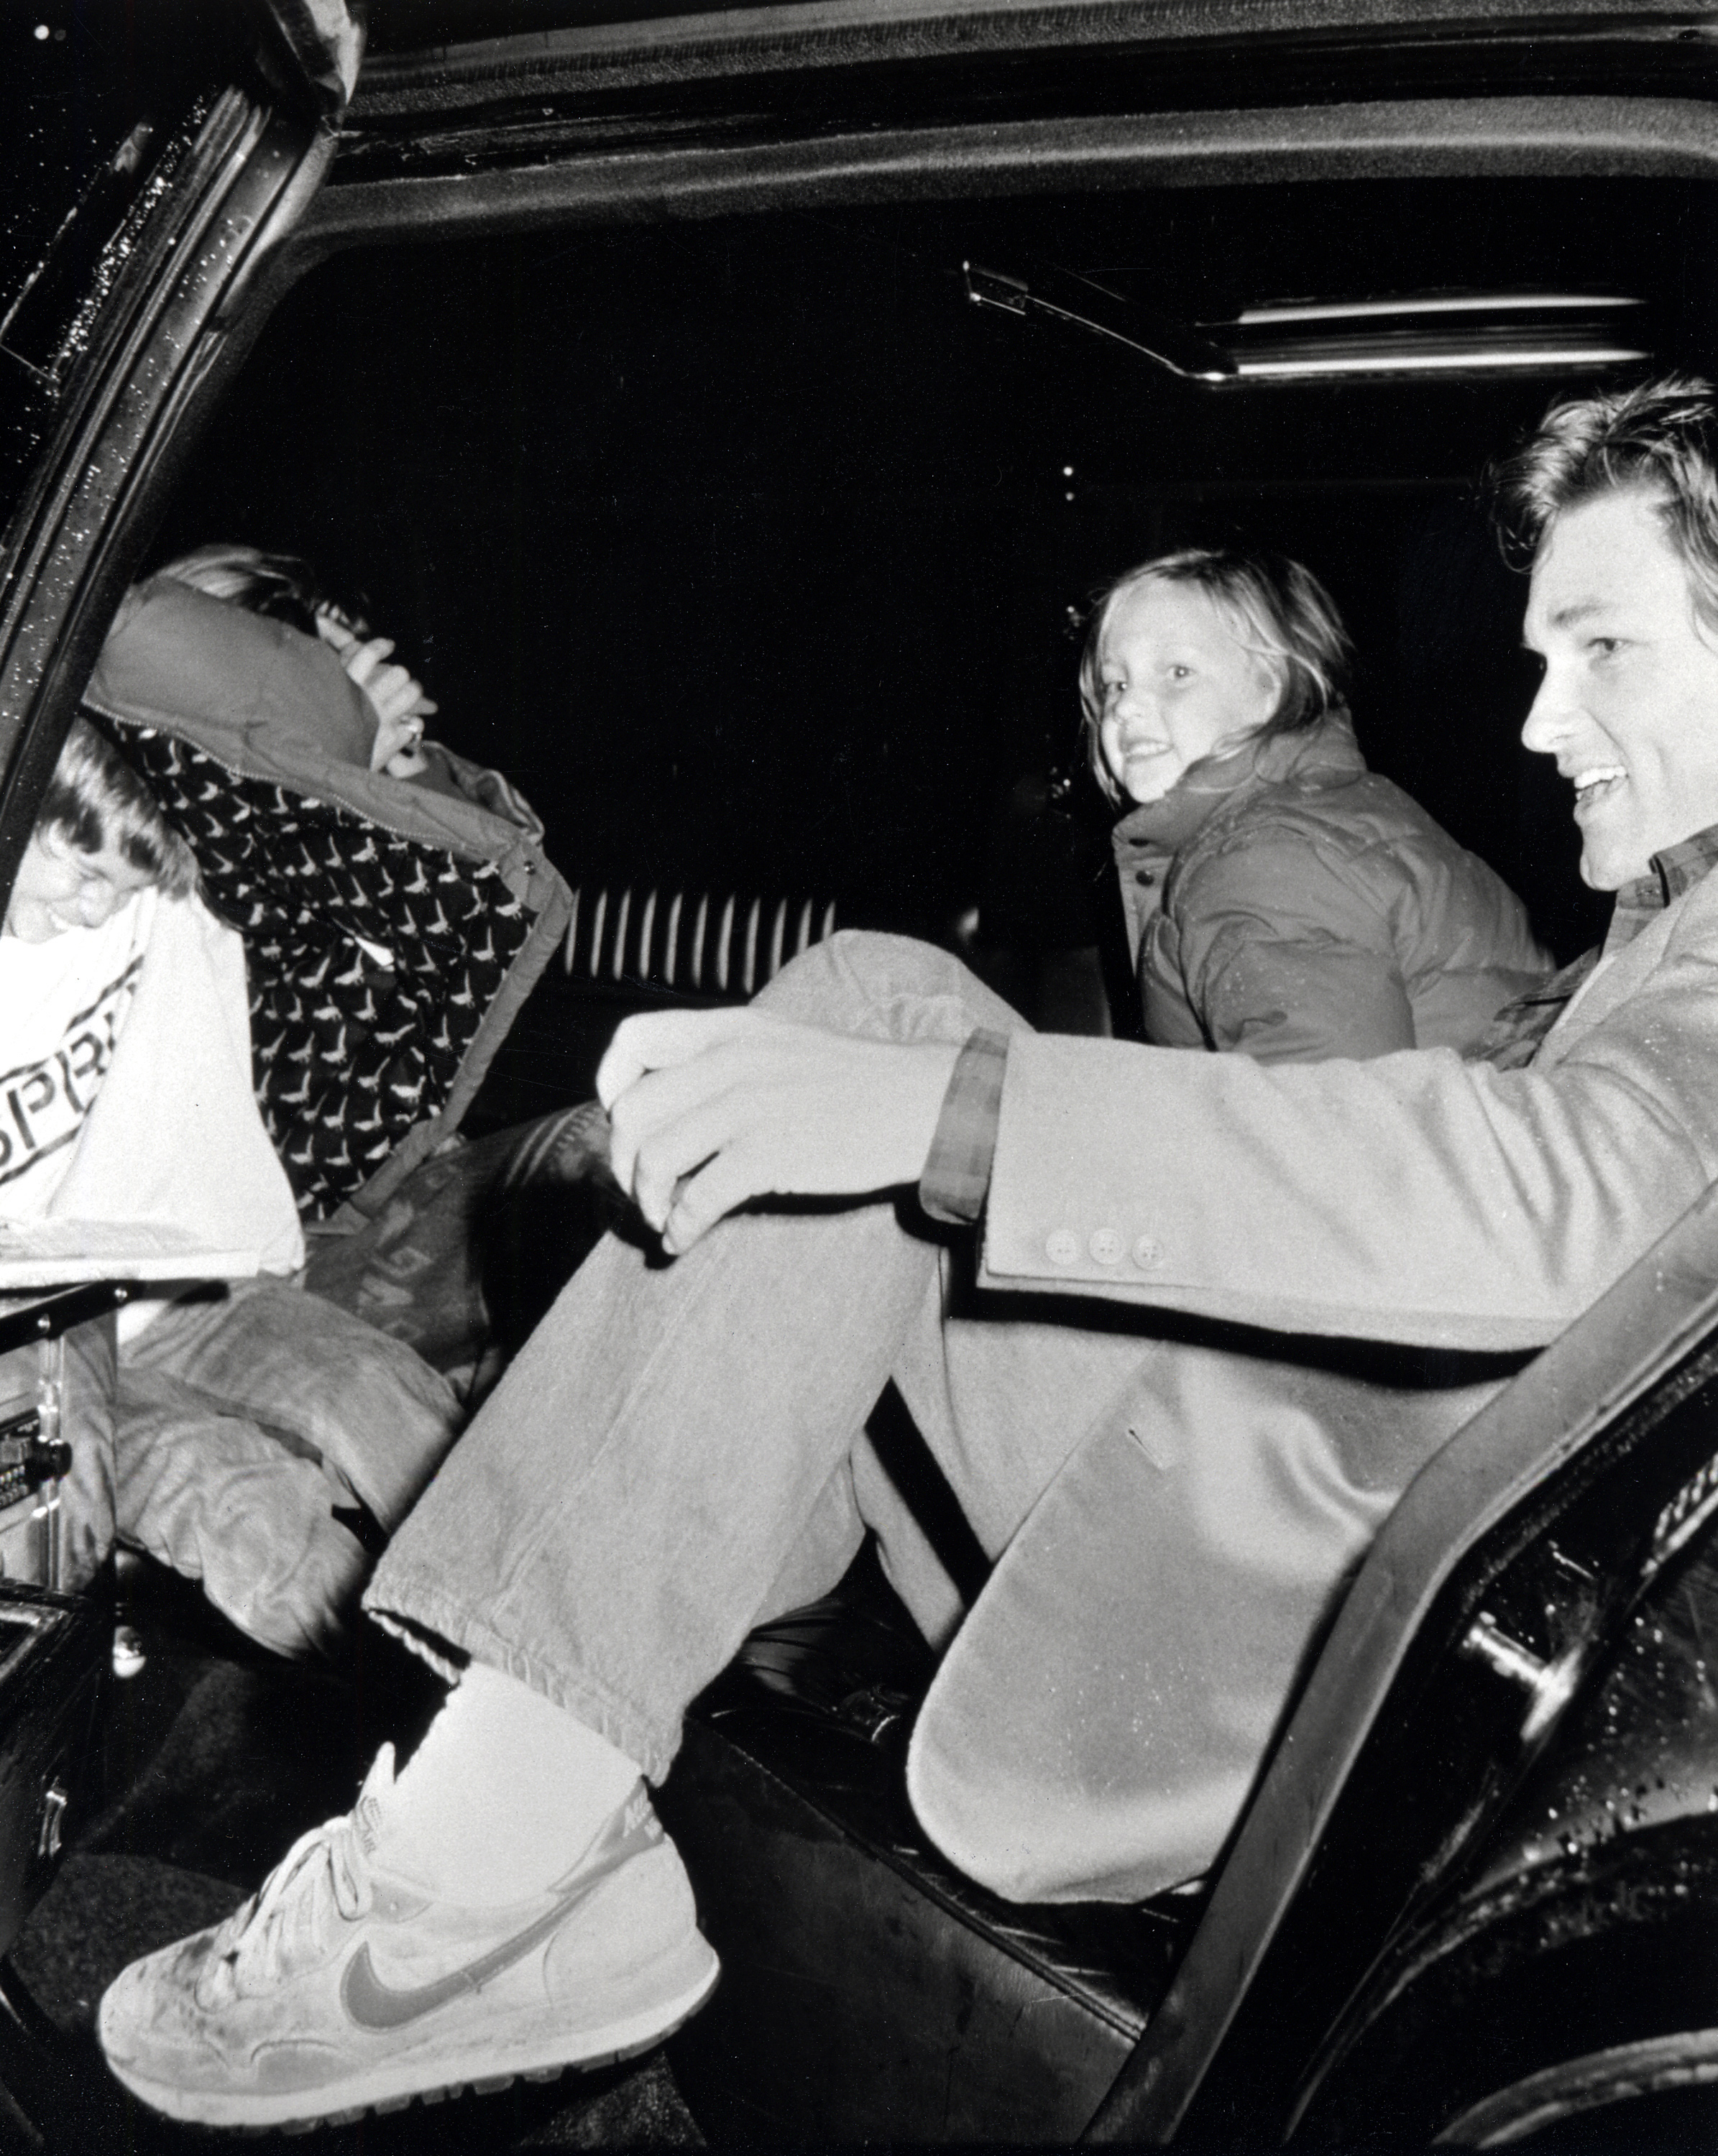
[1522,488,1718,891]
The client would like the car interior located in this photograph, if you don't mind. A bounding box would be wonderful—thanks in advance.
[6,6,1718,2145]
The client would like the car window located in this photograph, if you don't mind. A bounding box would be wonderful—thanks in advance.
[0,1,351,926]
[149,178,1713,984]
[0,6,249,517]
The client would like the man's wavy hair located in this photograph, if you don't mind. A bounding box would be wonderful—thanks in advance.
[38,718,198,897]
[1078,547,1354,806]
[1492,374,1718,631]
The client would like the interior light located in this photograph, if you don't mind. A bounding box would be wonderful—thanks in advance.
[1236,345,1651,380]
[963,264,1650,390]
[1236,293,1642,326]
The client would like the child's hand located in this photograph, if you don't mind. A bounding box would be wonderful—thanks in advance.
[316,614,437,777]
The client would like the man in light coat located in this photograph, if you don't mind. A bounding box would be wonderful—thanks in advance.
[101,374,1718,2132]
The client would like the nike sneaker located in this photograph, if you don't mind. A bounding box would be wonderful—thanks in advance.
[96,1745,720,2129]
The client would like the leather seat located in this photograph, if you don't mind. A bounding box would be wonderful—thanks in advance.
[658,1544,1199,2144]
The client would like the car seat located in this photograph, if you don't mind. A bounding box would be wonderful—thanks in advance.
[658,1187,1718,2144]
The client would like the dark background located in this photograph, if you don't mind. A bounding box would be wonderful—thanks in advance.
[150,175,1718,972]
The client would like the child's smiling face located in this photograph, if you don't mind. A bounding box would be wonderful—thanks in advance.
[1096,576,1280,806]
[4,828,155,942]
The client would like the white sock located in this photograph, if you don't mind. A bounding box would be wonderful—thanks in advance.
[380,1662,643,1905]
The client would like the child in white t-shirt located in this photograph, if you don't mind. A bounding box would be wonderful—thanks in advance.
[0,721,186,1219]
[4,721,464,1656]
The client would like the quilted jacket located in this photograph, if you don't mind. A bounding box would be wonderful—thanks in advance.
[1111,712,1549,1061]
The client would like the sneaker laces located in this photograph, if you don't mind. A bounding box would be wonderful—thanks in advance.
[196,1749,392,2006]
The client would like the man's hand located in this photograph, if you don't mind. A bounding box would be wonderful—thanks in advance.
[597,1008,961,1256]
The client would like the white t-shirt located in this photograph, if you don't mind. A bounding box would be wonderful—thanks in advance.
[0,888,155,1222]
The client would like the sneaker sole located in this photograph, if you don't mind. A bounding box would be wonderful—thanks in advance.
[105,1935,720,2131]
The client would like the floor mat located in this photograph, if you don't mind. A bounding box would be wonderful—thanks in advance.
[2,1562,704,2152]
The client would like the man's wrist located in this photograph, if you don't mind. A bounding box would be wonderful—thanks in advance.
[918,1026,1010,1224]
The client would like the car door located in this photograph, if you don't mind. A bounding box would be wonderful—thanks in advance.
[0,0,359,921]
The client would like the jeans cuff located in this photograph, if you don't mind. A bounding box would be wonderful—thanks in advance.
[362,1558,679,1783]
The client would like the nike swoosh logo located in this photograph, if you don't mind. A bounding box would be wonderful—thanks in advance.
[340,1836,637,2031]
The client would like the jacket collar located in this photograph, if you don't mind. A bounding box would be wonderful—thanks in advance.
[1605,824,1718,952]
[1474,820,1718,1069]
[1110,710,1366,867]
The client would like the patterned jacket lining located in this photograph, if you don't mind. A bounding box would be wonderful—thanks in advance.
[93,719,533,1219]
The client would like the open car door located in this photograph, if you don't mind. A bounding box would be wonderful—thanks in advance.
[0,8,357,2141]
[0,0,360,910]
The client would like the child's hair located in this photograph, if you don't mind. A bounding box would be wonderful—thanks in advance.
[38,718,198,897]
[154,544,366,640]
[1078,546,1354,804]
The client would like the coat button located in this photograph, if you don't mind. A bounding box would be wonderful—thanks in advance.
[1132,1234,1165,1269]
[1089,1227,1124,1264]
[1045,1229,1080,1266]
[1135,868,1156,887]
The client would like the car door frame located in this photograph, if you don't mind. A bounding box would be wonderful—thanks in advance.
[0,1,359,923]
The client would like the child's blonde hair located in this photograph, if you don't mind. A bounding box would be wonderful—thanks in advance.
[1079,547,1354,805]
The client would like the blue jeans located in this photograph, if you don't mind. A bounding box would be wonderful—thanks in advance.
[365,932,1158,1776]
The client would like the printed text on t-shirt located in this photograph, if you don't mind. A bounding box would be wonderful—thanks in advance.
[0,955,144,1189]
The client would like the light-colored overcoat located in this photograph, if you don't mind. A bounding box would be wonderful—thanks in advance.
[908,866,1718,1902]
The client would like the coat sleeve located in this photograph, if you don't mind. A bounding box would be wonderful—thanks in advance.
[1169,831,1415,1062]
[980,899,1718,1350]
